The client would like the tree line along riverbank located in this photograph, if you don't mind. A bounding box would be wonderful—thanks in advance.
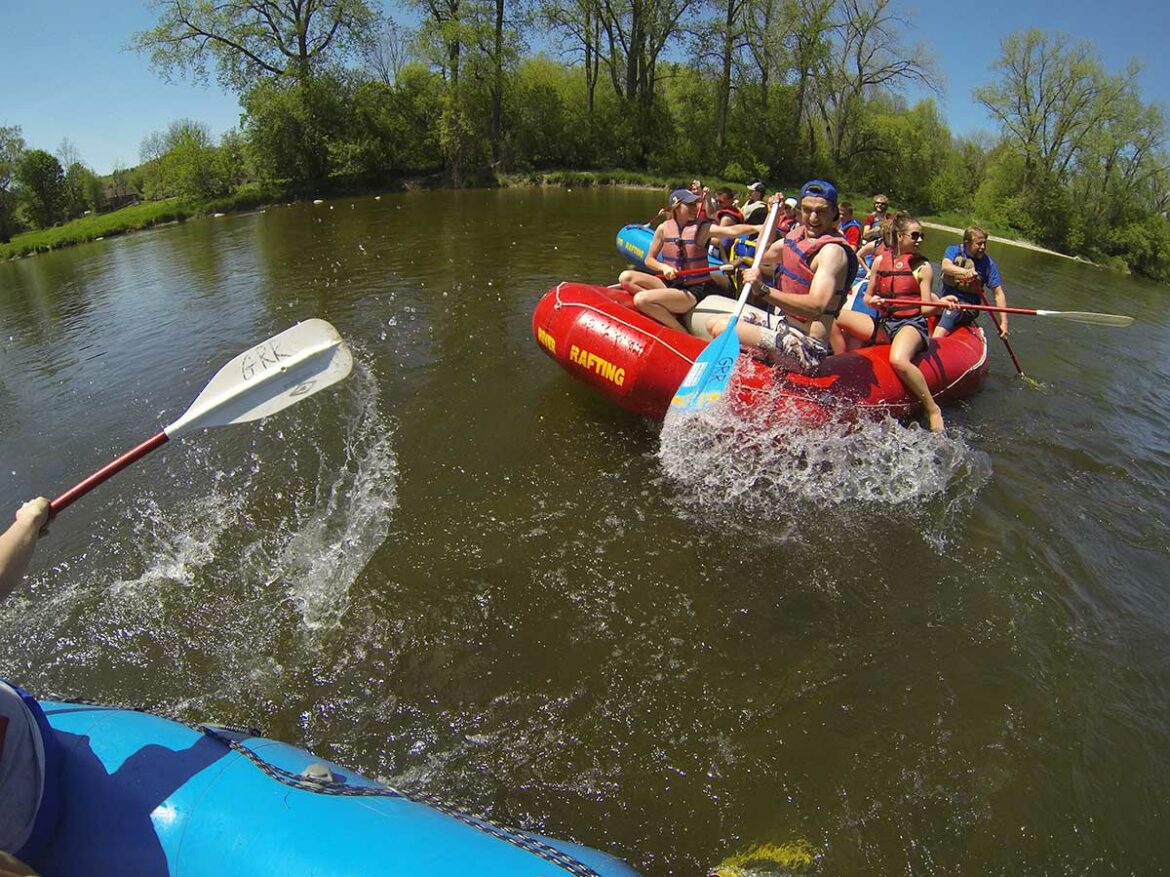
[0,173,1102,267]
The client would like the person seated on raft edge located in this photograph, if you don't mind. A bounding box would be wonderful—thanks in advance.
[704,179,859,378]
[619,188,761,334]
[830,212,959,433]
[0,497,52,877]
[935,225,1009,340]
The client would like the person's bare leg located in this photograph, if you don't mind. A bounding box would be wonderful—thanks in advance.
[888,327,943,432]
[620,270,664,294]
[634,289,693,334]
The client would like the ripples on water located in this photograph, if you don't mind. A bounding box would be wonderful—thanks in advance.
[4,192,1170,876]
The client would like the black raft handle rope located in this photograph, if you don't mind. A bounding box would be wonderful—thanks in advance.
[193,723,606,877]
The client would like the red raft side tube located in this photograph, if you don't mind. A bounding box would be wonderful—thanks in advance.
[532,283,989,424]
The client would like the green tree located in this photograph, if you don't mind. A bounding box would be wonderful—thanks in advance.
[62,161,103,218]
[134,0,377,91]
[162,120,226,198]
[242,74,351,186]
[974,29,1133,187]
[0,125,26,243]
[815,0,937,173]
[16,149,66,229]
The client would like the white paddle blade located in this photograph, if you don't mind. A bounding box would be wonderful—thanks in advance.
[166,319,353,437]
[1037,310,1134,327]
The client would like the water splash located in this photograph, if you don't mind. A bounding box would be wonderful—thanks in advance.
[1,350,397,711]
[278,359,398,628]
[658,395,990,544]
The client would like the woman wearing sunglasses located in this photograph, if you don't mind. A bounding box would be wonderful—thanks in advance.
[833,211,957,432]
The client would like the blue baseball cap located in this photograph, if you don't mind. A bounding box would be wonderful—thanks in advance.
[799,179,838,206]
[669,188,701,206]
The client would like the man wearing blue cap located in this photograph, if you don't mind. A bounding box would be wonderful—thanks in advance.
[619,187,756,333]
[707,179,858,374]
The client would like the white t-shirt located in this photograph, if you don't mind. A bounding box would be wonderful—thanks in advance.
[0,681,44,854]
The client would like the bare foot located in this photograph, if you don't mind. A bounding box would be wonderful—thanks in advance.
[926,407,945,433]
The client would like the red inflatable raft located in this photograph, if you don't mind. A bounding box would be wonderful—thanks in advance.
[532,282,989,424]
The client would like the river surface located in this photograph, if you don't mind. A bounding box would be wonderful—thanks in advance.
[2,188,1168,875]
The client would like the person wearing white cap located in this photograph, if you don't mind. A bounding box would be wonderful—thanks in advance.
[779,196,799,234]
[742,183,768,224]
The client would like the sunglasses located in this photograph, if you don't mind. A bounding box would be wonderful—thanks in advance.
[906,231,925,241]
[875,202,888,208]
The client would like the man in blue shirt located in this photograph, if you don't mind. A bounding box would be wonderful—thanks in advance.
[934,226,1009,339]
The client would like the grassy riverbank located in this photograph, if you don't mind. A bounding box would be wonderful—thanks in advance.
[0,183,283,260]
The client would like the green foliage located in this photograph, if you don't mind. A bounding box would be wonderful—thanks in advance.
[721,161,748,182]
[17,149,66,229]
[62,162,103,219]
[134,0,377,91]
[0,198,196,259]
[243,77,338,186]
[1094,217,1170,282]
[0,125,27,243]
[7,13,1168,282]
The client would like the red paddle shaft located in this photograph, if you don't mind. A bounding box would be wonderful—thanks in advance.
[50,431,169,516]
[655,265,721,280]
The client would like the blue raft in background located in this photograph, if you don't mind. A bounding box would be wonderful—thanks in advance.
[29,700,641,877]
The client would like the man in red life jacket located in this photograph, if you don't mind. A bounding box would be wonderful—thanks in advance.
[838,201,862,249]
[712,188,744,226]
[711,187,745,260]
[706,180,858,374]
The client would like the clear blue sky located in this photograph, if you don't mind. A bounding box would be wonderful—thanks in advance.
[3,0,1168,175]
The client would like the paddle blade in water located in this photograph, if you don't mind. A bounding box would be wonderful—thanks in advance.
[166,319,353,437]
[1037,310,1134,327]
[670,316,743,412]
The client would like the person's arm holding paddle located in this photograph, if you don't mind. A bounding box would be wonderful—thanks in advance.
[753,243,849,321]
[641,224,675,280]
[0,498,49,602]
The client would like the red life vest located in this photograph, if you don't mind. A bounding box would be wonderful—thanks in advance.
[659,218,712,287]
[776,225,858,317]
[870,249,926,318]
[714,206,745,224]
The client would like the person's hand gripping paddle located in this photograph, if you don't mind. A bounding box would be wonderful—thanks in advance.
[670,200,783,412]
[50,319,353,515]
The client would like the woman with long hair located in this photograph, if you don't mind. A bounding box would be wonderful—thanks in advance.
[832,212,957,432]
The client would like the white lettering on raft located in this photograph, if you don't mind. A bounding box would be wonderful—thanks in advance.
[569,345,626,387]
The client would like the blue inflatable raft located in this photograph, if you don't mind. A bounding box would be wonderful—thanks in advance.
[27,700,641,877]
[615,223,724,271]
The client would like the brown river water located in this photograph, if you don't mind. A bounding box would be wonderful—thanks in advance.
[1,187,1168,875]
